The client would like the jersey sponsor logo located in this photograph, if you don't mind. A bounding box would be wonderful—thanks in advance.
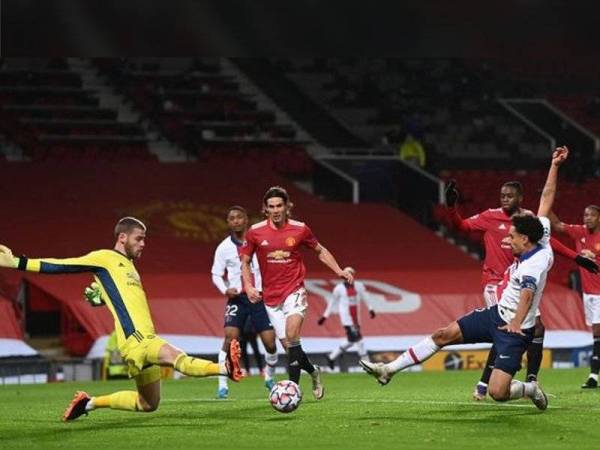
[267,250,291,263]
[260,240,269,246]
[285,237,296,247]
[126,271,142,287]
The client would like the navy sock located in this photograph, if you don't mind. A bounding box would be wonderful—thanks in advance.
[480,345,496,384]
[299,347,315,375]
[591,337,600,375]
[287,343,302,383]
[526,335,544,381]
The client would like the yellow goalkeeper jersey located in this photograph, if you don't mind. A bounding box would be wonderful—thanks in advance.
[17,249,154,348]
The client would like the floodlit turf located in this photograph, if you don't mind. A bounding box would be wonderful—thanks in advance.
[0,368,599,449]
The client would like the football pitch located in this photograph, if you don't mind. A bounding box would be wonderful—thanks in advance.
[1,368,599,449]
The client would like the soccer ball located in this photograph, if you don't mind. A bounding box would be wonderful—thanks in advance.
[269,380,302,413]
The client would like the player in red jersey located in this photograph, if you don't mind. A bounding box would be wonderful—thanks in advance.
[240,186,353,400]
[445,170,598,399]
[550,205,600,388]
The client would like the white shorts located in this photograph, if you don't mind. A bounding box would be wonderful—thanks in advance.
[483,284,499,308]
[583,293,600,326]
[265,287,308,340]
[484,283,541,317]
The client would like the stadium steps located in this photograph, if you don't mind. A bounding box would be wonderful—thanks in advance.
[68,57,188,162]
[232,58,368,149]
[221,58,317,148]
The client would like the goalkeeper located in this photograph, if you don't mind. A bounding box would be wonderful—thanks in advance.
[0,217,242,421]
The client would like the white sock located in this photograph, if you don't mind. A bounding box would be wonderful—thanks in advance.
[509,380,536,399]
[85,397,95,411]
[329,341,352,361]
[264,351,278,379]
[356,340,367,358]
[387,337,440,373]
[218,350,228,389]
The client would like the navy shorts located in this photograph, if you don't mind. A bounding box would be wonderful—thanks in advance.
[223,294,273,333]
[457,305,534,376]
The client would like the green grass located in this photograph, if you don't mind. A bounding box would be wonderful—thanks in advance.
[1,368,599,449]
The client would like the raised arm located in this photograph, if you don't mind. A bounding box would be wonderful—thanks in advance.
[547,210,567,234]
[538,146,568,218]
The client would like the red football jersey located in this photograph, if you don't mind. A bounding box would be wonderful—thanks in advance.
[240,219,319,306]
[563,224,600,294]
[452,207,519,287]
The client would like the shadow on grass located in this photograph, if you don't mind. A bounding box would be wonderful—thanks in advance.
[0,403,275,443]
[353,407,542,424]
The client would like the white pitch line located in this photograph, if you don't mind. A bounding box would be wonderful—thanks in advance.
[162,397,560,409]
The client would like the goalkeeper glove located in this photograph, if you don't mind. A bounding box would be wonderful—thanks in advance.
[369,310,376,319]
[0,245,18,268]
[317,316,326,325]
[575,255,599,274]
[445,179,459,207]
[84,282,105,307]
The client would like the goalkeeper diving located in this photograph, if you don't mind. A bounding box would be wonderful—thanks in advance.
[0,217,242,421]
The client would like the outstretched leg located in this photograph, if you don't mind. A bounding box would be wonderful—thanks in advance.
[360,321,462,385]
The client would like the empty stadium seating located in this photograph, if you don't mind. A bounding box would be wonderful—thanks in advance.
[279,58,547,167]
[95,58,310,166]
[0,58,154,161]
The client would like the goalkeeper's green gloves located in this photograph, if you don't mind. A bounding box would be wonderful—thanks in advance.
[0,245,18,268]
[84,282,105,307]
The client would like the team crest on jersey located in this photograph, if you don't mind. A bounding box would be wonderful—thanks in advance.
[285,237,296,247]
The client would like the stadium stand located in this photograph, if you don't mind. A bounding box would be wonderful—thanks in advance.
[0,295,37,358]
[94,57,313,174]
[0,58,154,161]
[276,58,549,169]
